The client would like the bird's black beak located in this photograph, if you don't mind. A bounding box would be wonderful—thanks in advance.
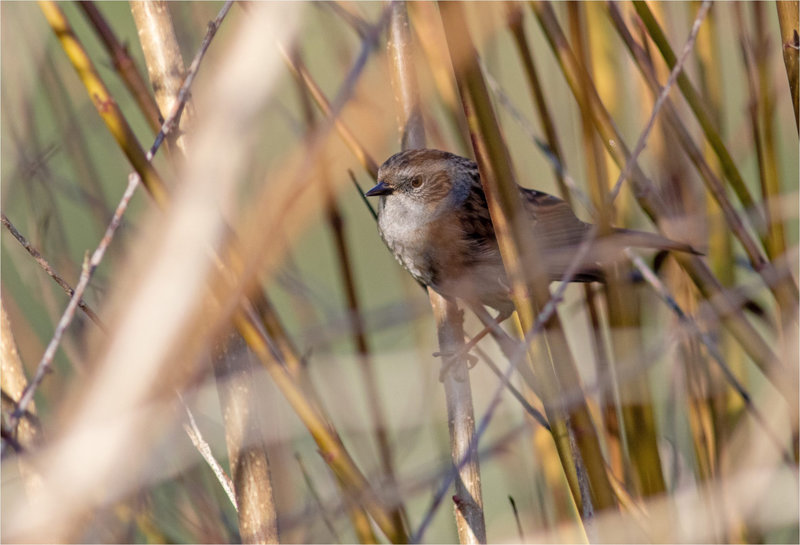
[365,181,393,197]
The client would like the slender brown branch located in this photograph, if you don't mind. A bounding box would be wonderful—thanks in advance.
[78,1,162,133]
[775,1,799,132]
[282,48,379,179]
[1,213,104,330]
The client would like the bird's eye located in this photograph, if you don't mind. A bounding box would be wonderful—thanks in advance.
[410,176,423,189]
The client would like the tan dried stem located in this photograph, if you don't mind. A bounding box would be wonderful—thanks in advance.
[775,1,799,132]
[212,334,278,543]
[1,302,40,450]
[129,0,191,154]
[0,301,43,498]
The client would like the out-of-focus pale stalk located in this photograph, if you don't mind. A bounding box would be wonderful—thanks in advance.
[129,3,278,541]
[511,464,798,543]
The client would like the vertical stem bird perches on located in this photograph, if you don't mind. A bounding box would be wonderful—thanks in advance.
[387,2,487,542]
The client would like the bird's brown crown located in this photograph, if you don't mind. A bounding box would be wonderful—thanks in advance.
[377,149,480,202]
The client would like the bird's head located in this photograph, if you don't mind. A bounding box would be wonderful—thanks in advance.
[365,149,476,210]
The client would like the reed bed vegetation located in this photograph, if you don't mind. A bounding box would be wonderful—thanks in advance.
[1,2,797,542]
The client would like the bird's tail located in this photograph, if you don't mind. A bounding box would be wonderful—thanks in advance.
[610,228,702,255]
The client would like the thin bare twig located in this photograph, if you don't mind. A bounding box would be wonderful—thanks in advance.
[472,345,549,430]
[178,394,238,510]
[608,0,711,203]
[478,59,593,212]
[9,173,139,433]
[295,453,342,543]
[626,249,795,467]
[1,213,104,330]
[348,170,378,221]
[150,0,235,155]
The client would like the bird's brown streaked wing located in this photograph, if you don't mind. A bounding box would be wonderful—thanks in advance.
[518,186,700,255]
[518,186,592,250]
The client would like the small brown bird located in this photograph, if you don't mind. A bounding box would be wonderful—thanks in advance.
[366,148,697,317]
